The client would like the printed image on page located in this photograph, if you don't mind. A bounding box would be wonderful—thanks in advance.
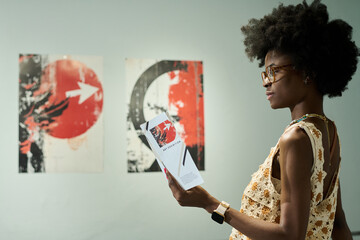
[140,112,203,190]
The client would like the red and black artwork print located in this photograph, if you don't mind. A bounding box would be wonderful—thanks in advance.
[150,120,177,148]
[19,54,103,173]
[127,60,204,172]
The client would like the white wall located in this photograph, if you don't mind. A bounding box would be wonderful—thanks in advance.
[0,0,359,239]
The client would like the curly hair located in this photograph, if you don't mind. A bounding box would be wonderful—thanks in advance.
[241,0,359,97]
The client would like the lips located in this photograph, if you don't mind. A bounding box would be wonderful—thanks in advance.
[266,91,274,100]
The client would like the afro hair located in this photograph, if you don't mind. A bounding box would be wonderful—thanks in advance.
[241,0,359,97]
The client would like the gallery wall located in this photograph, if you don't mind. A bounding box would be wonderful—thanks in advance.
[1,0,359,239]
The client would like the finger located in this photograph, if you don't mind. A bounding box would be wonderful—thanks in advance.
[166,170,185,192]
[164,168,168,180]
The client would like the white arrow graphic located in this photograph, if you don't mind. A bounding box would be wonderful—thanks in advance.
[65,82,99,104]
[164,122,171,131]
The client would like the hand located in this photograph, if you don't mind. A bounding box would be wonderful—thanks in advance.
[165,169,219,213]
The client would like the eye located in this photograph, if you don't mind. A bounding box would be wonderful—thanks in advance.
[273,67,282,73]
[267,68,276,76]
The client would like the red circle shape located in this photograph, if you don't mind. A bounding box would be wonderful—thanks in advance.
[41,59,103,139]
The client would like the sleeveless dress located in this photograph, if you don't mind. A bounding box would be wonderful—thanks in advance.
[229,121,340,240]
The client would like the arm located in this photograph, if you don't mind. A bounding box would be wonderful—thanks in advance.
[331,181,353,240]
[167,127,313,240]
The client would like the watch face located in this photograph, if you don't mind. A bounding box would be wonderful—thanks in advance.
[211,212,224,224]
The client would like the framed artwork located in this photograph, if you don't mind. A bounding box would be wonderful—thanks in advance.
[126,59,204,173]
[18,54,104,173]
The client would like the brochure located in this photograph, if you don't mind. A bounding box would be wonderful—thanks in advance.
[140,112,204,190]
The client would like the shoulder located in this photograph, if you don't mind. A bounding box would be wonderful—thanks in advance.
[280,124,311,149]
[279,125,313,171]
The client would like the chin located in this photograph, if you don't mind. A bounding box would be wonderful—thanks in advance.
[270,105,280,109]
[269,101,284,109]
[269,101,277,109]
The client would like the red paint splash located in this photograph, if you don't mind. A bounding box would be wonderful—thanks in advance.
[168,61,204,150]
[20,116,37,154]
[20,139,31,154]
[19,54,34,63]
[151,120,177,147]
[39,59,103,139]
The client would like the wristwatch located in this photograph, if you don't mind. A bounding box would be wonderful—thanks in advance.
[211,201,230,224]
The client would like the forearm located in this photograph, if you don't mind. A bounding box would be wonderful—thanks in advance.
[224,208,290,240]
[203,198,301,240]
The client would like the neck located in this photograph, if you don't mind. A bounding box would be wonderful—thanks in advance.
[289,94,324,120]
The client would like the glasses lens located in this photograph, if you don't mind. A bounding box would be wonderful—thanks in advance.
[266,67,275,82]
[261,72,269,84]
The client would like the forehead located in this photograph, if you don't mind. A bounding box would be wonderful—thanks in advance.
[265,50,293,67]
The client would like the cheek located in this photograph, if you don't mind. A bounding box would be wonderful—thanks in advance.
[272,89,290,108]
[272,84,302,107]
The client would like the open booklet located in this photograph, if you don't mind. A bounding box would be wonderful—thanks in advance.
[140,112,204,190]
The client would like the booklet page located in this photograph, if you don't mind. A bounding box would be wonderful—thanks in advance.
[140,112,204,190]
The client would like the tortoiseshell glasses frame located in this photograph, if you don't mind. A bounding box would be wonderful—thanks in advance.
[261,64,294,85]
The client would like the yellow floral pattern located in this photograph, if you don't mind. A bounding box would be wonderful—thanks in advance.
[229,121,340,240]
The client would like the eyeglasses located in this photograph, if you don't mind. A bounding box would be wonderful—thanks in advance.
[261,64,294,85]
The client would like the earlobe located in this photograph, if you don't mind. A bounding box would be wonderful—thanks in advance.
[304,76,311,85]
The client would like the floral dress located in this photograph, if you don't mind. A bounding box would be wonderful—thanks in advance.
[229,121,340,240]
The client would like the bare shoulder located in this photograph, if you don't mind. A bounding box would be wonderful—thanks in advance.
[279,125,313,170]
[280,125,310,148]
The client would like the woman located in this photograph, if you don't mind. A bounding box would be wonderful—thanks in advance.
[166,0,359,239]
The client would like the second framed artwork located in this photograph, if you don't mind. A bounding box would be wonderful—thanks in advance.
[126,59,205,173]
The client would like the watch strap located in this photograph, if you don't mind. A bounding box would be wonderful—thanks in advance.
[215,201,230,216]
[211,201,230,224]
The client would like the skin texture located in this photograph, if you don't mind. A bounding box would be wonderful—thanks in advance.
[166,50,352,240]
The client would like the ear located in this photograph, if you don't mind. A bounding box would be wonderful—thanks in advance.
[303,71,316,85]
[304,76,311,85]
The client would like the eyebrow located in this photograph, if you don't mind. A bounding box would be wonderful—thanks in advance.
[265,63,276,68]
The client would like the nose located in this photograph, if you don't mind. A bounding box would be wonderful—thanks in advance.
[263,81,272,88]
